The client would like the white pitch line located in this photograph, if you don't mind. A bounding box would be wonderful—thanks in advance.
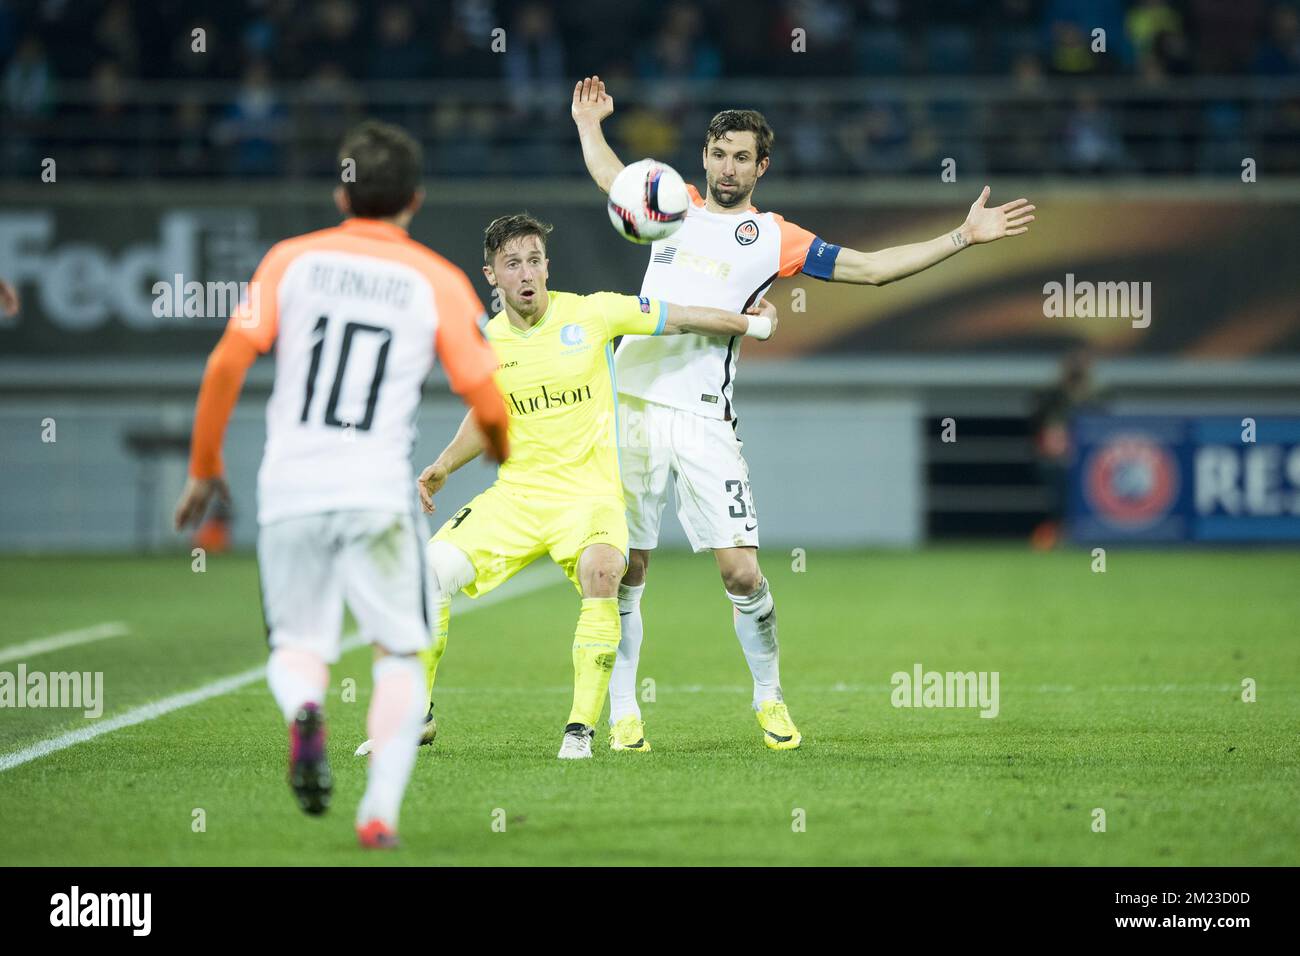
[0,566,563,774]
[0,621,130,665]
[0,663,291,773]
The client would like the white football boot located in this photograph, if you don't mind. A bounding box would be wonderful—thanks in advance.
[557,723,595,759]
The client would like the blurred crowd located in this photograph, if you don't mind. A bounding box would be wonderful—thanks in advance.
[3,0,1299,178]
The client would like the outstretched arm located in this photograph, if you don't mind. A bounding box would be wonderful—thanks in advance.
[663,298,778,341]
[571,75,624,194]
[832,186,1035,285]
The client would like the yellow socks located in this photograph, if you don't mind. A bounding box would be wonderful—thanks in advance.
[567,597,620,726]
[416,596,451,706]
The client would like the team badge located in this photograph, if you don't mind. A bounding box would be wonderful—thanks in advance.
[560,323,585,346]
[735,220,759,245]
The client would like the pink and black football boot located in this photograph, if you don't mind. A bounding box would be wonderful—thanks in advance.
[289,702,332,815]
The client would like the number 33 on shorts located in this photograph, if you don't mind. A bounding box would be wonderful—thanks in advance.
[724,478,758,541]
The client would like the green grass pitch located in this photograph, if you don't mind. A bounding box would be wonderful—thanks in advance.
[1,548,1297,866]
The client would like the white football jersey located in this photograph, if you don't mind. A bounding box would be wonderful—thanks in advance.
[615,183,838,420]
[228,218,495,525]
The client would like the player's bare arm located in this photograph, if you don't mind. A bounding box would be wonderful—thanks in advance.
[0,279,20,317]
[571,75,624,193]
[831,186,1035,286]
[417,412,487,514]
[662,297,778,340]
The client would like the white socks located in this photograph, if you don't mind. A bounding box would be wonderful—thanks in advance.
[267,646,327,723]
[357,654,426,829]
[727,578,781,708]
[610,577,781,719]
[609,582,645,724]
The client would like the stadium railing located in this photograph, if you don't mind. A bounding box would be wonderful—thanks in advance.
[4,76,1300,179]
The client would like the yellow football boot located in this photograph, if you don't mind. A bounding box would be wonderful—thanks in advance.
[755,699,802,750]
[609,715,651,752]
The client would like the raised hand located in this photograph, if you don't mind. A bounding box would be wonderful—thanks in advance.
[571,75,614,127]
[961,186,1036,244]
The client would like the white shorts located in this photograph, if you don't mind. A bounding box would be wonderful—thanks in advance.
[619,394,759,553]
[257,510,432,663]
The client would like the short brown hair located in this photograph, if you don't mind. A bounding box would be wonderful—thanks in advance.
[338,120,423,218]
[705,109,774,163]
[483,213,553,264]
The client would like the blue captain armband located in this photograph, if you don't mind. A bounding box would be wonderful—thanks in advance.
[801,238,841,280]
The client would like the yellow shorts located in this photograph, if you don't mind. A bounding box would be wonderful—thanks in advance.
[432,482,628,597]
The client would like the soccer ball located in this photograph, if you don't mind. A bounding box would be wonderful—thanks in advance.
[607,159,690,244]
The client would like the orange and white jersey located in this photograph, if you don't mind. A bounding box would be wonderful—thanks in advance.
[228,218,495,525]
[615,183,839,420]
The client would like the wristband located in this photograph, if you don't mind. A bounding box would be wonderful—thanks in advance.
[745,313,773,340]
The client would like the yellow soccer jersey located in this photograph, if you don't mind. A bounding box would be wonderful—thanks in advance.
[486,290,666,498]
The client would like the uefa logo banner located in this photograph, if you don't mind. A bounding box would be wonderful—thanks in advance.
[1069,416,1300,544]
[1071,417,1189,542]
[1083,434,1181,529]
